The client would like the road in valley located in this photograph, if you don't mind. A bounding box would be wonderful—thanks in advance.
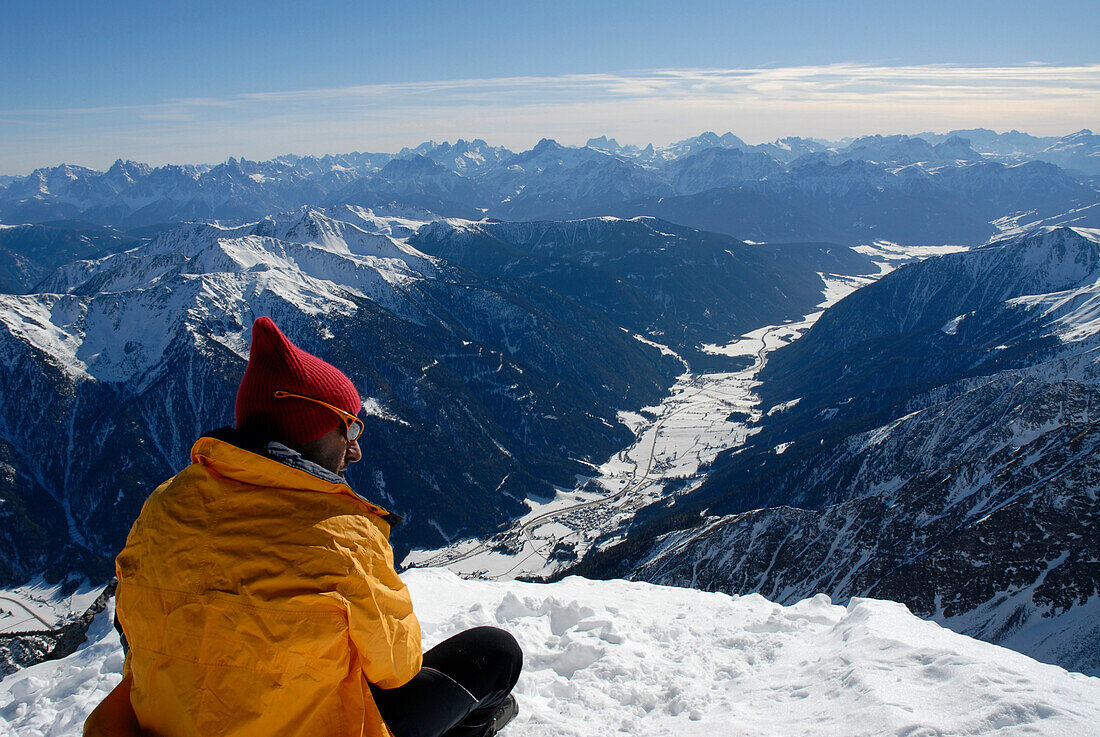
[406,313,812,579]
[406,256,960,581]
[0,596,54,632]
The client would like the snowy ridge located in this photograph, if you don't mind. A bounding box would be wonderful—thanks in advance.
[1,209,439,384]
[3,570,1098,737]
[807,226,1100,355]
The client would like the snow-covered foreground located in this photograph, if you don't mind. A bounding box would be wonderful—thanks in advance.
[4,569,1098,737]
[0,602,123,736]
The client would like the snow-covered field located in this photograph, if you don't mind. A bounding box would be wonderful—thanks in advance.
[405,242,968,581]
[0,581,103,635]
[3,569,1098,737]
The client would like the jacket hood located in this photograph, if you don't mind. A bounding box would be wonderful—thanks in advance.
[192,427,401,525]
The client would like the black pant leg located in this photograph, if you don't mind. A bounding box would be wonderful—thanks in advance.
[371,626,523,737]
[426,627,523,737]
[370,666,477,737]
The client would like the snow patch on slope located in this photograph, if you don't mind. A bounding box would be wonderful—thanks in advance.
[0,296,89,379]
[1009,287,1100,344]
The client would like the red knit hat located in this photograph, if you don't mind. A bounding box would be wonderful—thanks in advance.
[235,317,361,444]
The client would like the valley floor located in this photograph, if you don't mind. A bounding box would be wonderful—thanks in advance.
[404,241,967,581]
[0,581,103,636]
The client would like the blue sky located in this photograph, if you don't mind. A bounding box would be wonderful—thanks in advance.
[2,0,1098,173]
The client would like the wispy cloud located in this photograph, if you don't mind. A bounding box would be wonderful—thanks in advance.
[2,64,1098,172]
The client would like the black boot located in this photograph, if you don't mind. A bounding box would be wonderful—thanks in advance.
[483,694,518,736]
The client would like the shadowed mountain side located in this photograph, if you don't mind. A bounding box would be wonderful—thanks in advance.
[563,227,1100,675]
[0,211,686,584]
[411,218,878,369]
[0,222,140,293]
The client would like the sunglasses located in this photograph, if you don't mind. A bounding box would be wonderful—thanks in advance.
[273,390,364,442]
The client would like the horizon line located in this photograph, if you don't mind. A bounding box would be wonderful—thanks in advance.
[3,62,1097,174]
[2,124,1097,178]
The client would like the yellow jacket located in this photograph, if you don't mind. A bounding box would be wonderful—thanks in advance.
[100,432,422,737]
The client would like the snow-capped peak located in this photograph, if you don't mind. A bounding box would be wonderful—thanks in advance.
[0,210,440,384]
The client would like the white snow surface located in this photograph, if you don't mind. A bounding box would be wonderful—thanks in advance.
[0,580,103,634]
[851,240,970,266]
[3,569,1098,737]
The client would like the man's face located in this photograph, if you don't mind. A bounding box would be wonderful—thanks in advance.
[301,426,362,476]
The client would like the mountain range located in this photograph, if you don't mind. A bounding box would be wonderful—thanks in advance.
[2,129,1097,246]
[1,130,1098,679]
[0,208,854,585]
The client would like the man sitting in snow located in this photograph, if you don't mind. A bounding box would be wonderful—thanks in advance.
[85,317,522,737]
